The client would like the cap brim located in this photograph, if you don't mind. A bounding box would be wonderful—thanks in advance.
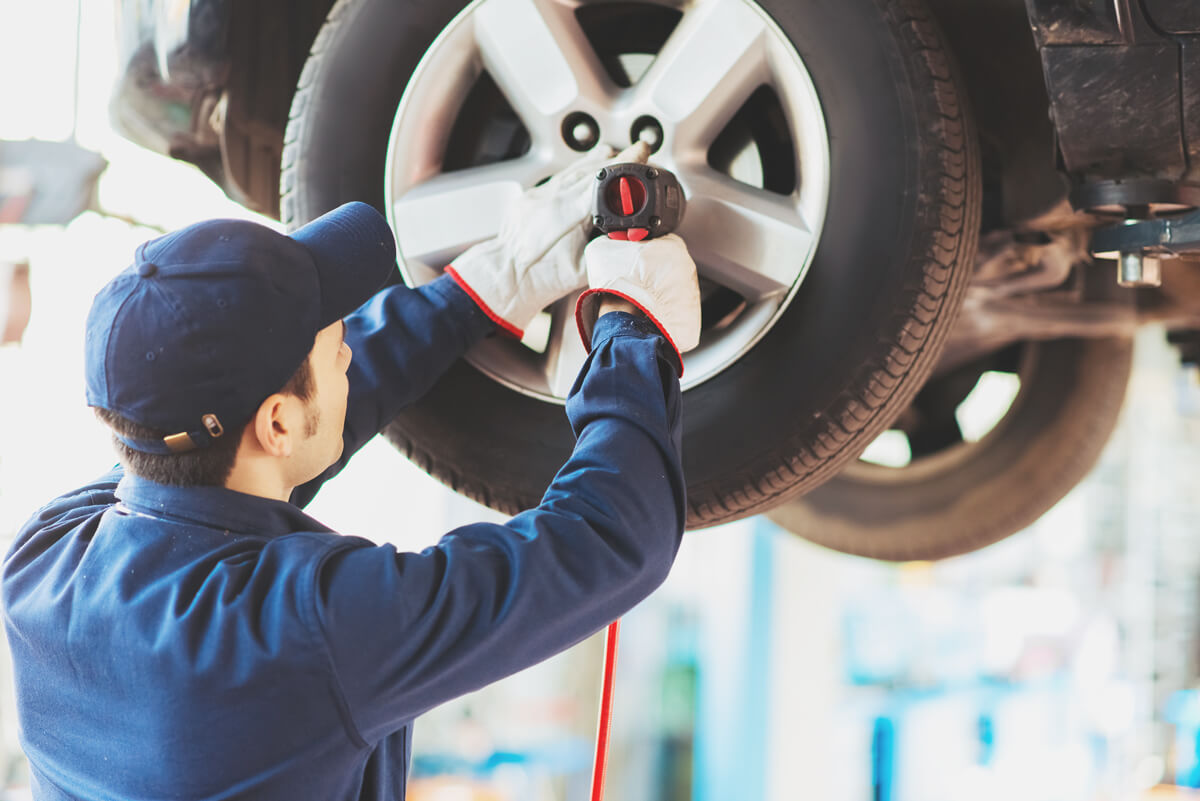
[289,202,397,326]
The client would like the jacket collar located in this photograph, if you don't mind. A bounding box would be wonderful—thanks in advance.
[114,472,335,539]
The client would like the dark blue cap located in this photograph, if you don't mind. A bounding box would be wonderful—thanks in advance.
[85,202,395,453]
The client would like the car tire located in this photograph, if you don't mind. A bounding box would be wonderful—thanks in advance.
[281,0,981,527]
[768,337,1134,561]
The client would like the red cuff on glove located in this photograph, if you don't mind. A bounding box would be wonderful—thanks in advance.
[575,288,684,377]
[445,265,524,340]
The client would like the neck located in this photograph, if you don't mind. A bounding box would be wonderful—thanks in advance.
[224,459,293,502]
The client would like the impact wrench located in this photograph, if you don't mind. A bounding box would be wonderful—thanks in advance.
[587,161,686,801]
[592,162,686,242]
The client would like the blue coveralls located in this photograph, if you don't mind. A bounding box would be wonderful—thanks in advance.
[2,275,686,800]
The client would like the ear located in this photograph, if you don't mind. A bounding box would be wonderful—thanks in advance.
[250,393,296,458]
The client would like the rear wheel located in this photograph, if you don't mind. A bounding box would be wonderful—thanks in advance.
[768,337,1134,560]
[282,0,982,526]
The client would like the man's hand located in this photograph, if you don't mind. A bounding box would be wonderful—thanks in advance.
[447,141,651,339]
[575,233,701,374]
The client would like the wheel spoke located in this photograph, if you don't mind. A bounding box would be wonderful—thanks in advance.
[679,170,816,301]
[474,0,614,127]
[636,0,770,148]
[391,156,553,277]
[541,292,589,398]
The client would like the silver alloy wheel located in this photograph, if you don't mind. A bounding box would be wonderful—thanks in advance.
[385,0,831,401]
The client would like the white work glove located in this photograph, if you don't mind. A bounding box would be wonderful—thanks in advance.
[447,141,651,338]
[575,233,702,375]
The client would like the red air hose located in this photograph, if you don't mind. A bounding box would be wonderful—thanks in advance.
[589,619,621,801]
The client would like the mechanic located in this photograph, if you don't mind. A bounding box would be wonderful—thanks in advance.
[1,143,701,801]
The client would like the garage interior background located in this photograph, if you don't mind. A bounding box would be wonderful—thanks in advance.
[3,1,1200,800]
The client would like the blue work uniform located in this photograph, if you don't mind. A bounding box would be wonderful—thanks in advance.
[2,276,686,801]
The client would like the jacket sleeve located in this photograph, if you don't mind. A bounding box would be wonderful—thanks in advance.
[309,313,686,743]
[290,275,495,507]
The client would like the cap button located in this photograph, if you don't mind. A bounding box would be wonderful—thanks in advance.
[137,261,158,278]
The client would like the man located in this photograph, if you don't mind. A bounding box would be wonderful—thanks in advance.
[1,144,701,800]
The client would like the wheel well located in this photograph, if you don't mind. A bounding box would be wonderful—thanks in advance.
[924,0,1067,230]
[221,0,336,218]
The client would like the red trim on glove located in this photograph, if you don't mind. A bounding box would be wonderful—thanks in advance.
[445,265,524,340]
[575,290,595,350]
[575,288,684,377]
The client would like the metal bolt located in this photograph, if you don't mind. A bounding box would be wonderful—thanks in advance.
[596,169,606,181]
[1117,250,1163,287]
[593,215,604,227]
[650,216,661,227]
[572,121,598,148]
[645,167,658,179]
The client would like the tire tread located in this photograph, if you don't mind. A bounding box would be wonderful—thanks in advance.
[685,0,982,527]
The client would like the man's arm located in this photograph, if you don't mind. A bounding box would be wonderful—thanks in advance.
[292,145,654,506]
[291,275,494,506]
[307,313,685,742]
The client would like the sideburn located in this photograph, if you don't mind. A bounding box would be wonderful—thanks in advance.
[303,403,320,439]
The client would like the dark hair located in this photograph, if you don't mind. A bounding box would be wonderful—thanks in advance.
[95,356,315,487]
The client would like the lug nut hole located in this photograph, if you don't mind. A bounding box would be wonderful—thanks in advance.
[562,112,600,152]
[630,116,665,153]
